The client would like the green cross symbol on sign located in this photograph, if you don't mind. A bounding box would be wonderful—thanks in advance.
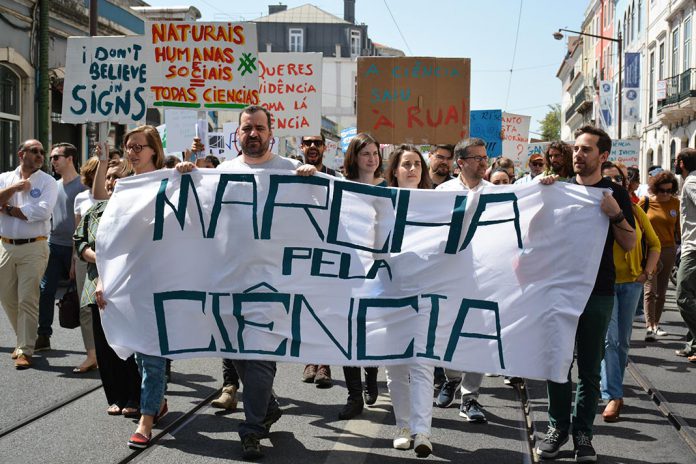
[238,53,257,76]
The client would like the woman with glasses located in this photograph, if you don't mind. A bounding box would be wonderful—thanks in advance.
[338,133,385,421]
[638,171,681,341]
[599,162,660,422]
[383,144,434,457]
[93,126,169,449]
[74,158,141,417]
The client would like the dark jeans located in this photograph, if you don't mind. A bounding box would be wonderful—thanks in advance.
[222,358,240,387]
[91,305,141,409]
[547,294,613,438]
[677,251,696,349]
[38,243,73,336]
[232,360,279,438]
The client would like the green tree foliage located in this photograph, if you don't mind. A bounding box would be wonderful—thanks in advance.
[539,104,561,141]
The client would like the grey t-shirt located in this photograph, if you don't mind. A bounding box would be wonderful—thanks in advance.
[50,176,87,246]
[218,154,302,171]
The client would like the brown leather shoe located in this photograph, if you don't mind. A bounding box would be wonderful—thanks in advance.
[14,354,31,370]
[602,398,623,422]
[11,348,18,360]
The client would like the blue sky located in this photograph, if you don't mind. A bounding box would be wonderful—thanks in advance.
[143,0,589,135]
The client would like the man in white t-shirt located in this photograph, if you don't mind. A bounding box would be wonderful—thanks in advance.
[0,140,58,369]
[182,105,314,460]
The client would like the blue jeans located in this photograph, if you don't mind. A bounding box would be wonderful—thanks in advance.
[601,282,643,400]
[232,360,279,438]
[135,353,167,416]
[38,243,73,336]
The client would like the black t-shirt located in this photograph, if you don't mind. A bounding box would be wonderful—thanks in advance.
[320,165,337,177]
[570,176,635,296]
[431,175,454,189]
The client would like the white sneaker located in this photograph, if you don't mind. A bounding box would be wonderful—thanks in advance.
[655,327,668,337]
[414,433,432,457]
[393,427,411,450]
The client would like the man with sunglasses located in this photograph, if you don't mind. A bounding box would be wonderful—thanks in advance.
[516,153,546,184]
[0,140,58,369]
[299,134,336,388]
[35,143,87,353]
[301,134,337,177]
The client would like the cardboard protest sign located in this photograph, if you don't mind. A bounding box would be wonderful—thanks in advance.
[62,36,147,124]
[146,21,259,110]
[357,57,470,145]
[501,112,531,172]
[258,52,322,136]
[609,139,640,167]
[98,172,608,382]
[470,110,502,157]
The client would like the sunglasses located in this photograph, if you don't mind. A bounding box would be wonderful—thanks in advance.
[530,161,544,167]
[25,147,45,156]
[50,154,67,161]
[603,175,624,183]
[656,187,673,194]
[302,139,323,147]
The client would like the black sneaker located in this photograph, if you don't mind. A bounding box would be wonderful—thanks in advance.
[573,431,597,462]
[459,398,487,423]
[241,434,263,461]
[34,335,51,352]
[435,378,460,408]
[535,426,569,459]
[262,406,283,435]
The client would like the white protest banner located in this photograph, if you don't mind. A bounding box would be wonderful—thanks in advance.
[501,112,531,172]
[259,52,322,136]
[62,36,147,124]
[164,109,198,153]
[97,172,609,383]
[146,22,259,110]
[609,139,640,167]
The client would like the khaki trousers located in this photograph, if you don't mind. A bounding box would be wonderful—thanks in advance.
[0,240,49,356]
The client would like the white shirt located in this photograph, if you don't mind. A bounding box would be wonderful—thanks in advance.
[74,190,95,217]
[0,167,58,239]
[436,176,492,192]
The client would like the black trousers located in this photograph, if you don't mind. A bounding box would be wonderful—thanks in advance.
[342,366,378,399]
[222,358,241,387]
[91,305,141,408]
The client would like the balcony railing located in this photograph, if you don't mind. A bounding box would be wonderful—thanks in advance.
[565,88,590,122]
[657,68,696,111]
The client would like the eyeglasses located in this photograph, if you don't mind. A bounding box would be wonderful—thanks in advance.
[603,175,624,183]
[302,139,323,147]
[50,154,67,161]
[124,143,151,153]
[462,156,487,163]
[530,161,544,167]
[25,147,45,156]
[656,187,673,194]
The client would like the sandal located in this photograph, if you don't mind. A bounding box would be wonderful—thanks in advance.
[73,362,98,374]
[122,407,140,418]
[688,355,696,364]
[107,404,122,415]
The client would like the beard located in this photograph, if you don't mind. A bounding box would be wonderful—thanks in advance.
[434,164,450,176]
[304,149,322,166]
[241,136,270,157]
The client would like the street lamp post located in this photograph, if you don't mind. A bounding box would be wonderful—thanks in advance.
[554,28,623,139]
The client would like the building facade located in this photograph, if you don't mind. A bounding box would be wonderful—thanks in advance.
[0,0,150,170]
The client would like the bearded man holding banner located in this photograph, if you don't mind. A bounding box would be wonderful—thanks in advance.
[535,126,636,463]
[181,105,316,460]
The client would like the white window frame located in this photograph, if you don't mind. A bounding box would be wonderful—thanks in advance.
[289,28,303,53]
[350,30,361,57]
[684,16,692,71]
[672,27,680,76]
